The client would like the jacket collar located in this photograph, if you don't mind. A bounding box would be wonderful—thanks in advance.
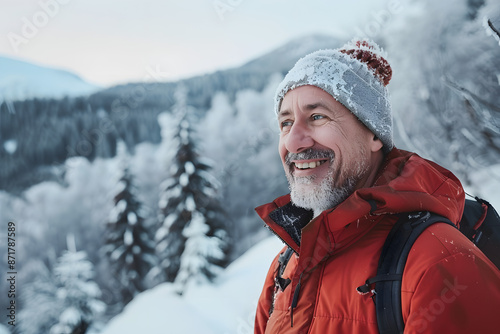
[256,192,378,274]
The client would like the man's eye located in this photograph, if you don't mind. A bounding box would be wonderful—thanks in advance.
[312,114,325,121]
[280,120,293,129]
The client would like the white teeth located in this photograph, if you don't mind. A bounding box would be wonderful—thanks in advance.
[294,161,325,169]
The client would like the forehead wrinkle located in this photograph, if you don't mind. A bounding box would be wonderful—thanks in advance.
[280,101,333,116]
[280,90,343,119]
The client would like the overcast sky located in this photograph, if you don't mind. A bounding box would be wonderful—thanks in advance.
[1,0,393,87]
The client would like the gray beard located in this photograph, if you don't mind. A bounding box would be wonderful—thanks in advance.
[287,169,356,217]
[285,149,369,217]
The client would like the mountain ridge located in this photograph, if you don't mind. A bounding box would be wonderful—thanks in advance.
[0,55,100,102]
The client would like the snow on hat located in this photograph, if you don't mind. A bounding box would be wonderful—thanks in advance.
[275,38,394,153]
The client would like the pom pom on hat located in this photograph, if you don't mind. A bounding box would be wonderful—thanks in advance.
[339,39,392,86]
[275,38,394,153]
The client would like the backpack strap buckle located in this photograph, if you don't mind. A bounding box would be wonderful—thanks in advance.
[275,246,294,291]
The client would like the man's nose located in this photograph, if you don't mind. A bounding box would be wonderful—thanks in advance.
[285,121,314,153]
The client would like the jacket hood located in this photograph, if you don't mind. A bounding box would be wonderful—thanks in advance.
[256,149,465,272]
[351,148,465,222]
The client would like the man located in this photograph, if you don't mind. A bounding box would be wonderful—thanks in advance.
[254,39,500,333]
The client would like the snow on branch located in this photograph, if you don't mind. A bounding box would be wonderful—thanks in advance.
[443,76,500,154]
[443,76,500,114]
[484,17,500,46]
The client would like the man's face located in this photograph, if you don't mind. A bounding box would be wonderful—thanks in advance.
[278,85,382,215]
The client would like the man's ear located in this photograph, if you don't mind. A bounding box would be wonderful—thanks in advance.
[370,135,384,153]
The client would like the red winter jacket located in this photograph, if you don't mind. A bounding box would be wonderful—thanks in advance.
[254,149,500,334]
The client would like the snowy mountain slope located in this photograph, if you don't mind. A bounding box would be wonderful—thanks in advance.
[96,37,343,116]
[0,56,100,101]
[101,237,284,334]
[237,34,343,74]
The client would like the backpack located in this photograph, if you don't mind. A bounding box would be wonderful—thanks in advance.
[274,196,500,333]
[356,196,500,334]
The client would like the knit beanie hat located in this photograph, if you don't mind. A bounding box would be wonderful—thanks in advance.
[275,39,394,153]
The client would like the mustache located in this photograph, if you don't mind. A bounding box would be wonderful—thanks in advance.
[285,149,335,165]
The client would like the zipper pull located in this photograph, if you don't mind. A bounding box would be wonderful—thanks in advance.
[290,273,303,327]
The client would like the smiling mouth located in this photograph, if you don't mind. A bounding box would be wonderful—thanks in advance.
[294,160,328,170]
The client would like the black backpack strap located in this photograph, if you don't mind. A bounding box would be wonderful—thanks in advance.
[460,197,500,269]
[357,212,455,334]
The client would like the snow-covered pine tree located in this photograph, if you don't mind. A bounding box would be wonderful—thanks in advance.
[155,86,230,291]
[51,236,105,334]
[102,142,157,304]
[18,237,105,334]
[18,264,63,334]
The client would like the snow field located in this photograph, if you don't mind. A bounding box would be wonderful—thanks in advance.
[101,237,284,334]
